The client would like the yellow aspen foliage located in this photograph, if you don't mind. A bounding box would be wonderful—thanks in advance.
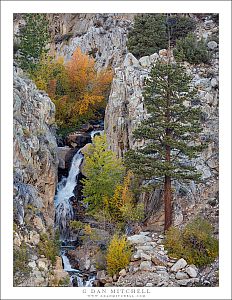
[66,48,113,116]
[31,47,113,129]
[106,234,132,276]
[66,47,95,89]
[78,94,104,115]
[83,224,92,236]
[108,171,144,223]
[121,170,134,206]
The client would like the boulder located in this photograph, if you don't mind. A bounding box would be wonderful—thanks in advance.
[89,265,96,273]
[127,234,152,245]
[175,271,189,280]
[66,132,91,148]
[140,231,150,236]
[97,270,107,283]
[105,276,113,283]
[119,269,127,277]
[170,258,187,272]
[139,56,151,67]
[145,282,153,287]
[140,252,151,261]
[13,232,22,247]
[33,216,45,232]
[33,270,46,286]
[28,231,40,245]
[177,278,200,286]
[85,258,91,270]
[131,252,141,261]
[207,41,218,50]
[37,258,48,271]
[104,283,113,287]
[185,265,198,278]
[150,53,159,64]
[211,78,218,88]
[159,49,168,56]
[81,123,94,132]
[135,245,154,251]
[151,253,169,266]
[57,146,72,169]
[28,261,36,269]
[79,143,92,154]
[124,53,140,68]
[140,260,152,271]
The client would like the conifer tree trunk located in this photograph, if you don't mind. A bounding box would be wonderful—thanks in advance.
[164,173,172,231]
[164,61,172,231]
[164,122,172,231]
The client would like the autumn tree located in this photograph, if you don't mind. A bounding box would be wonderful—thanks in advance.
[66,47,113,117]
[32,48,112,130]
[109,171,144,224]
[125,61,205,231]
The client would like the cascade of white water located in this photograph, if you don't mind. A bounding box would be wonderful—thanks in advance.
[54,130,101,287]
[90,130,103,140]
[54,150,83,240]
[61,253,80,272]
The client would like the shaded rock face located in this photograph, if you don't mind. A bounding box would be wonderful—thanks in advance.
[13,67,60,286]
[48,13,135,70]
[66,132,92,149]
[105,17,219,228]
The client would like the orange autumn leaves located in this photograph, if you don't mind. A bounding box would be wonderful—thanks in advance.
[32,48,113,128]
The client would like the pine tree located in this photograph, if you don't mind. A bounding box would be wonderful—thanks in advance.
[127,14,196,59]
[125,61,205,231]
[17,13,50,74]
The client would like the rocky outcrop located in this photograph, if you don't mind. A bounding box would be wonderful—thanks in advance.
[105,16,219,229]
[114,231,218,287]
[91,231,218,287]
[13,66,68,286]
[48,13,135,70]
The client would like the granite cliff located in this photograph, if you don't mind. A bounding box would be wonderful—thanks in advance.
[13,66,68,286]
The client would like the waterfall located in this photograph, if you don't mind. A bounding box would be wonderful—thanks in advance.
[54,129,103,286]
[61,253,80,272]
[54,150,83,240]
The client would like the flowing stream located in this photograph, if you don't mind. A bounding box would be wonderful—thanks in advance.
[55,150,83,240]
[54,130,103,287]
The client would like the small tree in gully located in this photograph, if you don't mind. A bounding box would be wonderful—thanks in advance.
[125,61,205,231]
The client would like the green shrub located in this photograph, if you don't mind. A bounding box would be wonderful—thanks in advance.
[38,232,60,265]
[106,234,132,276]
[173,33,210,64]
[127,14,168,58]
[57,276,70,287]
[69,220,84,231]
[164,217,219,267]
[120,202,144,223]
[13,242,32,285]
[127,14,196,58]
[168,15,196,43]
[164,226,184,257]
